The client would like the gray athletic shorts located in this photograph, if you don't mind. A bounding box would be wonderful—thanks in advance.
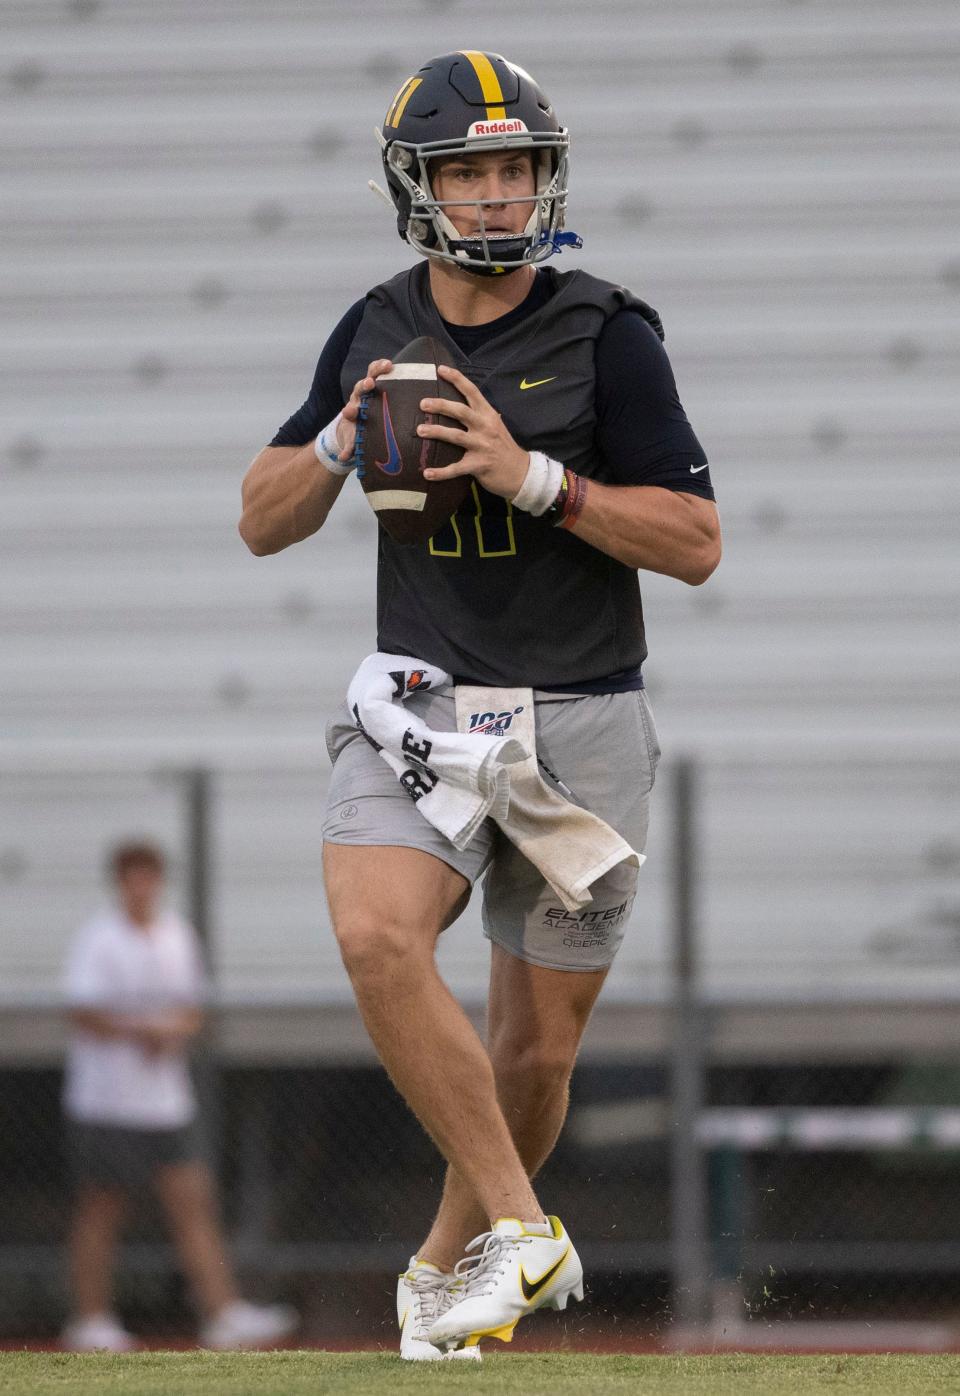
[322,687,661,972]
[66,1118,204,1190]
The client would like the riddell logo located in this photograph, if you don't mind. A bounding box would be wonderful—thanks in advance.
[467,118,529,137]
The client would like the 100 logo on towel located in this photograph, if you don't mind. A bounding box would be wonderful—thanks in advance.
[467,707,525,737]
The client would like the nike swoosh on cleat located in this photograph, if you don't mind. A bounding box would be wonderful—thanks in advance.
[375,393,404,475]
[519,1247,570,1302]
[519,376,557,390]
[689,463,709,473]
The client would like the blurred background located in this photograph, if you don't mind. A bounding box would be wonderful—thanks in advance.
[2,0,959,1351]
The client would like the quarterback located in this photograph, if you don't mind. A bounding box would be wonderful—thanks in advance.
[240,51,720,1359]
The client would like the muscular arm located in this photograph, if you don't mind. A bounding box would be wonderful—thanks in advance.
[239,352,393,556]
[572,307,720,581]
[239,295,353,556]
[564,482,721,584]
[239,442,347,556]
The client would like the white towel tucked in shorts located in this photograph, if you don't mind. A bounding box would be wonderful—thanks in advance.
[347,653,528,852]
[347,653,642,912]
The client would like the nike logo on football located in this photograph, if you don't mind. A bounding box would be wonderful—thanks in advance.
[519,1247,569,1302]
[520,376,557,390]
[375,393,403,475]
[689,463,709,474]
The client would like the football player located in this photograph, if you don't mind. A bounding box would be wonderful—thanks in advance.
[240,51,720,1359]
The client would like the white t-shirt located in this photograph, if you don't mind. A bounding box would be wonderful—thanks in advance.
[62,906,207,1128]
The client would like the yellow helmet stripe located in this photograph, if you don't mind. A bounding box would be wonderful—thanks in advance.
[459,50,507,120]
[385,77,410,127]
[386,76,421,129]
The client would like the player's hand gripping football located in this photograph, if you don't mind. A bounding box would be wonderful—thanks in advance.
[336,358,394,463]
[418,365,529,501]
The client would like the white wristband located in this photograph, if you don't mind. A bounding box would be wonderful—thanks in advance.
[510,451,565,516]
[314,413,353,476]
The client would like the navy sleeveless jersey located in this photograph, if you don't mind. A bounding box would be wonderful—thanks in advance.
[274,262,712,689]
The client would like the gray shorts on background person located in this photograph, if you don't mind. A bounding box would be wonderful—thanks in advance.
[67,1119,205,1191]
[322,687,661,973]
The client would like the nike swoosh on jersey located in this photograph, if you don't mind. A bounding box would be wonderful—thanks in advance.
[689,463,709,474]
[375,394,404,475]
[519,376,557,390]
[519,1247,569,1302]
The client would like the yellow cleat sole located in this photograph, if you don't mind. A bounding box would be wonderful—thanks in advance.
[465,1319,519,1345]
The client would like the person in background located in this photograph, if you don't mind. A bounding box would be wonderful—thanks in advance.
[60,840,297,1352]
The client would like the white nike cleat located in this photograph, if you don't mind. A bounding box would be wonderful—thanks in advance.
[397,1258,481,1362]
[427,1216,583,1351]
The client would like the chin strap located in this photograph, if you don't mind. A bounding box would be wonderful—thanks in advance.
[368,179,395,210]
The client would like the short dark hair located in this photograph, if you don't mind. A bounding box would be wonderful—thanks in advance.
[109,841,166,881]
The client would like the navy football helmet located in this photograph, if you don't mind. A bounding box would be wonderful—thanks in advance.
[373,51,580,277]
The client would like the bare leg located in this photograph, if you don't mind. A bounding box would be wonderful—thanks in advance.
[418,947,608,1271]
[323,843,544,1225]
[68,1184,128,1318]
[153,1161,237,1319]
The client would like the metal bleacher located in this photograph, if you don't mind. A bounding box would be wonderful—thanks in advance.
[2,0,959,1014]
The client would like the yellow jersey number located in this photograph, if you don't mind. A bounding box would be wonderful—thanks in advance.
[428,482,517,559]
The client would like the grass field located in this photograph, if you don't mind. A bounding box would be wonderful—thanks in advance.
[3,1352,960,1395]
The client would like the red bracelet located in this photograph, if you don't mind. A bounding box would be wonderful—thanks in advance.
[557,470,588,529]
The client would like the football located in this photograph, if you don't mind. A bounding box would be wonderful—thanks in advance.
[354,336,471,545]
